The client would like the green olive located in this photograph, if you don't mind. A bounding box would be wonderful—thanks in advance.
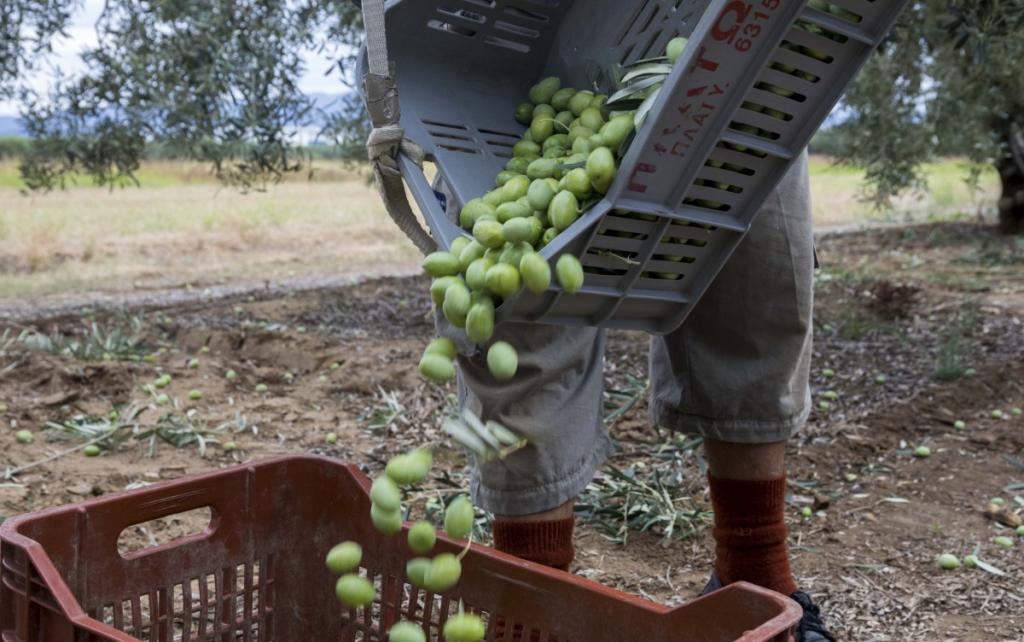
[514,102,535,125]
[485,264,521,298]
[389,621,427,642]
[335,574,375,608]
[482,189,507,207]
[371,476,402,512]
[579,107,605,131]
[442,612,486,642]
[499,242,532,269]
[569,90,595,117]
[466,301,495,344]
[430,276,461,307]
[419,348,456,384]
[571,137,593,157]
[520,253,552,294]
[564,168,592,200]
[494,171,517,187]
[505,156,531,175]
[586,147,616,194]
[529,77,561,105]
[487,342,518,381]
[513,140,541,158]
[424,553,462,592]
[555,254,585,293]
[407,520,437,555]
[527,216,544,245]
[531,116,554,143]
[422,252,462,278]
[496,201,532,223]
[502,175,531,201]
[527,158,560,180]
[599,115,635,150]
[458,240,487,272]
[550,87,576,111]
[459,200,496,229]
[370,503,403,535]
[406,557,431,588]
[667,37,689,63]
[386,453,430,486]
[442,281,471,328]
[425,338,457,360]
[466,257,495,291]
[543,134,570,152]
[326,541,362,574]
[473,219,505,249]
[444,495,476,540]
[528,179,556,211]
[548,190,581,231]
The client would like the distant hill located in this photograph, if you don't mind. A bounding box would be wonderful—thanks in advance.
[0,92,348,139]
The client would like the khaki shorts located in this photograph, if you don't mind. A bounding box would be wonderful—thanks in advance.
[435,151,815,516]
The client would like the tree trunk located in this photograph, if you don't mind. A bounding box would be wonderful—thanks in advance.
[998,128,1024,234]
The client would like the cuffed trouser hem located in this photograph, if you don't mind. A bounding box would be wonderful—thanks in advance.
[470,430,615,516]
[650,398,810,445]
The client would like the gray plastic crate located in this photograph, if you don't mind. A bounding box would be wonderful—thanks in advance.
[362,0,908,334]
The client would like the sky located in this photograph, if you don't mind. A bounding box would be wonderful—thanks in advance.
[0,0,345,117]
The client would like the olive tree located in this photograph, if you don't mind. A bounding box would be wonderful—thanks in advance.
[835,0,1024,233]
[4,0,366,190]
[1,0,76,99]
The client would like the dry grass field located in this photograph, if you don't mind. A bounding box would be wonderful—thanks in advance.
[0,157,1000,303]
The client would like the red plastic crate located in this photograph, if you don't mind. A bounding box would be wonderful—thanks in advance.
[0,455,801,641]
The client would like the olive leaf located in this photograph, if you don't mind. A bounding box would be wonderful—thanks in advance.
[443,411,528,462]
[484,421,522,447]
[442,417,489,457]
[974,558,1007,577]
[621,63,674,85]
[608,75,665,106]
[625,56,671,68]
[635,86,663,128]
[460,409,503,452]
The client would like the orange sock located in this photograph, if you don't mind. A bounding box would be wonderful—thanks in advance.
[708,474,797,596]
[492,517,575,571]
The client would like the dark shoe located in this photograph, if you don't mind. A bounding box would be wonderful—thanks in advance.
[701,571,724,594]
[703,573,837,642]
[789,590,837,642]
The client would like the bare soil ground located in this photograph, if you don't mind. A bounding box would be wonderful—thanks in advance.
[1,221,1022,641]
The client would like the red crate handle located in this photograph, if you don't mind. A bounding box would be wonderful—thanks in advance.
[80,464,252,562]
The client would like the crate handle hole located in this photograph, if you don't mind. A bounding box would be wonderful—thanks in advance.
[427,20,478,38]
[116,506,216,559]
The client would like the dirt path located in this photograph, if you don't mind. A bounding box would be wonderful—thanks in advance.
[1,221,1022,640]
[0,265,421,324]
[0,219,983,324]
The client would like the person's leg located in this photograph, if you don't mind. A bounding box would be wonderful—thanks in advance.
[430,176,611,570]
[705,440,785,480]
[705,440,794,595]
[650,150,815,597]
[451,321,612,569]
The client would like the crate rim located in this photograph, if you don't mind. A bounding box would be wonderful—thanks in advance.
[1,454,803,640]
